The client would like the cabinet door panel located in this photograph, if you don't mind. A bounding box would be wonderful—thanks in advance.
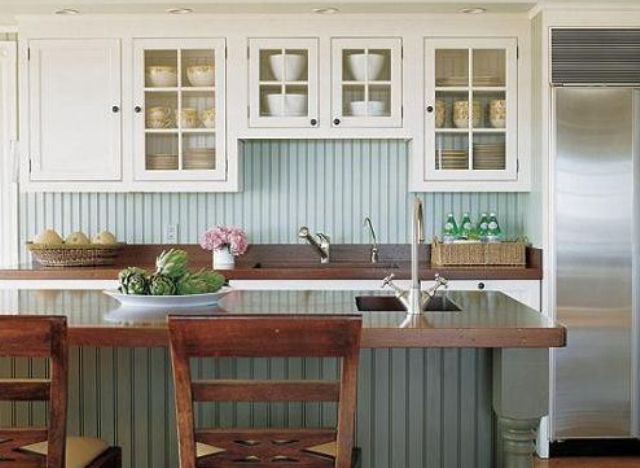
[249,38,319,128]
[331,37,403,128]
[28,39,121,181]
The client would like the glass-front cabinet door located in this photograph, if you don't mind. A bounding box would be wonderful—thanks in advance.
[248,38,318,128]
[331,38,402,128]
[424,38,517,181]
[133,38,225,181]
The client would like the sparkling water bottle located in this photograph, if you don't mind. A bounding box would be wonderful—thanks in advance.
[459,212,474,240]
[477,212,489,241]
[442,213,459,243]
[487,212,503,242]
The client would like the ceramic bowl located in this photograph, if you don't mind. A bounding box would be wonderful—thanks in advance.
[269,53,307,81]
[200,108,216,128]
[186,65,215,87]
[177,108,199,128]
[146,66,178,87]
[349,100,386,117]
[265,93,307,117]
[453,101,482,128]
[145,106,174,128]
[348,53,386,81]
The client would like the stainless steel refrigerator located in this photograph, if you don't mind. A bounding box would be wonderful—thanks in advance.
[553,87,639,441]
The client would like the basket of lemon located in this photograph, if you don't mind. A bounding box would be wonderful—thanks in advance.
[27,229,124,267]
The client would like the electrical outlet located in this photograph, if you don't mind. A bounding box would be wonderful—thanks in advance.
[166,224,178,243]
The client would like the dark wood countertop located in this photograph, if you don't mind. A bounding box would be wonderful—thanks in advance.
[0,288,564,349]
[0,244,542,281]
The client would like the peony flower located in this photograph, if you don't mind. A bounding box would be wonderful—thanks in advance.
[200,226,248,256]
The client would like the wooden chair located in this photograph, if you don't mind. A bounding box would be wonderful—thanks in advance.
[168,314,362,468]
[0,316,121,468]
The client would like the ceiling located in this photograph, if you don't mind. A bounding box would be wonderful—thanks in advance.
[0,0,636,17]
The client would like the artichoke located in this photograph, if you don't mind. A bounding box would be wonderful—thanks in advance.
[149,274,177,296]
[155,249,189,279]
[176,270,225,295]
[118,267,150,295]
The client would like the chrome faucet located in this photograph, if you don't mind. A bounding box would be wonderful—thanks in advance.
[297,226,330,263]
[381,197,448,314]
[363,217,379,263]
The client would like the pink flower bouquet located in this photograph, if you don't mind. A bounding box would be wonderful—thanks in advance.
[200,226,248,256]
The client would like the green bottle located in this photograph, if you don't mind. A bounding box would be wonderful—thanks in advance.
[459,212,473,240]
[487,212,502,242]
[477,212,489,241]
[442,212,459,243]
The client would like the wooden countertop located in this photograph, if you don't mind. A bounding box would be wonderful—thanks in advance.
[0,244,543,281]
[0,288,564,349]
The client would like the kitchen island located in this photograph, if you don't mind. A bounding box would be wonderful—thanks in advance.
[0,288,563,468]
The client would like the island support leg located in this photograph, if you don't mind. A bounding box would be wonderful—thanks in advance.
[492,348,549,468]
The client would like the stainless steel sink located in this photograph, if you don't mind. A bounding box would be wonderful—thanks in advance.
[355,295,460,312]
[252,262,400,269]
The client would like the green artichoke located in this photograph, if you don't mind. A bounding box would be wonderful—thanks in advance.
[118,267,150,295]
[176,270,225,295]
[155,249,189,279]
[149,274,177,296]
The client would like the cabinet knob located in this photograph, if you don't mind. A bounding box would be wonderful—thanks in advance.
[112,105,120,113]
[333,118,341,126]
[477,282,485,290]
[426,105,434,113]
[310,118,318,126]
[134,106,142,113]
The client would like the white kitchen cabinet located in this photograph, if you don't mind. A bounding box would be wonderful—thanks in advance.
[133,38,226,182]
[248,38,319,128]
[423,38,518,183]
[331,38,403,128]
[27,39,122,181]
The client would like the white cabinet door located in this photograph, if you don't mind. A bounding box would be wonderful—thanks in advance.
[133,38,226,182]
[445,279,540,311]
[249,38,319,128]
[331,37,402,128]
[28,39,121,181]
[424,38,518,182]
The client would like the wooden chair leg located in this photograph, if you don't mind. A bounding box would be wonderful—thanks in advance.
[86,446,121,468]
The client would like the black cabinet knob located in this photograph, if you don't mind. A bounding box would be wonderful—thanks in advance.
[426,105,434,113]
[333,118,341,126]
[310,118,317,126]
[134,106,142,113]
[477,282,485,290]
[112,105,120,113]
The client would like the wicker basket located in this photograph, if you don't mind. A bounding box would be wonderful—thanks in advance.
[27,242,125,267]
[431,239,526,267]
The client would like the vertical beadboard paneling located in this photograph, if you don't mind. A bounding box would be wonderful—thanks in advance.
[18,139,526,262]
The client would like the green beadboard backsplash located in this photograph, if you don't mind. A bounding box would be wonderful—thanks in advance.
[19,139,527,262]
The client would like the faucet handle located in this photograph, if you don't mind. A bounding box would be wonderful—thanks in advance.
[434,273,448,288]
[316,232,330,243]
[381,273,396,289]
[298,226,310,238]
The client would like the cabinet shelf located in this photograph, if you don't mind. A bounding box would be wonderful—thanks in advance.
[259,80,308,86]
[144,86,215,92]
[435,86,506,92]
[342,80,392,86]
[145,128,216,134]
[435,128,506,133]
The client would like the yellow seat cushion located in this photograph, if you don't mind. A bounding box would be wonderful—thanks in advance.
[196,442,225,458]
[20,436,109,468]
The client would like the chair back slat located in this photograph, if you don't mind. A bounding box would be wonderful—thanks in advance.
[169,315,361,357]
[169,314,362,468]
[0,317,58,357]
[0,380,50,401]
[192,380,340,402]
[0,316,67,468]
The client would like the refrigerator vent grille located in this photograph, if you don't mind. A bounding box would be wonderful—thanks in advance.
[552,29,640,85]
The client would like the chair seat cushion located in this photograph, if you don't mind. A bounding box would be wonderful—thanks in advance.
[20,436,109,468]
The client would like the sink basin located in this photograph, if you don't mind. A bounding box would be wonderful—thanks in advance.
[355,295,461,312]
[252,262,399,269]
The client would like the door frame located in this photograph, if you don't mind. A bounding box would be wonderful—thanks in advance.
[0,41,17,266]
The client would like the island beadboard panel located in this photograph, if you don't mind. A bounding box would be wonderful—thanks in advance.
[18,140,527,262]
[0,289,494,468]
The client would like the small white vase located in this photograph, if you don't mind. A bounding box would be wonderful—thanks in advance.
[213,247,235,270]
